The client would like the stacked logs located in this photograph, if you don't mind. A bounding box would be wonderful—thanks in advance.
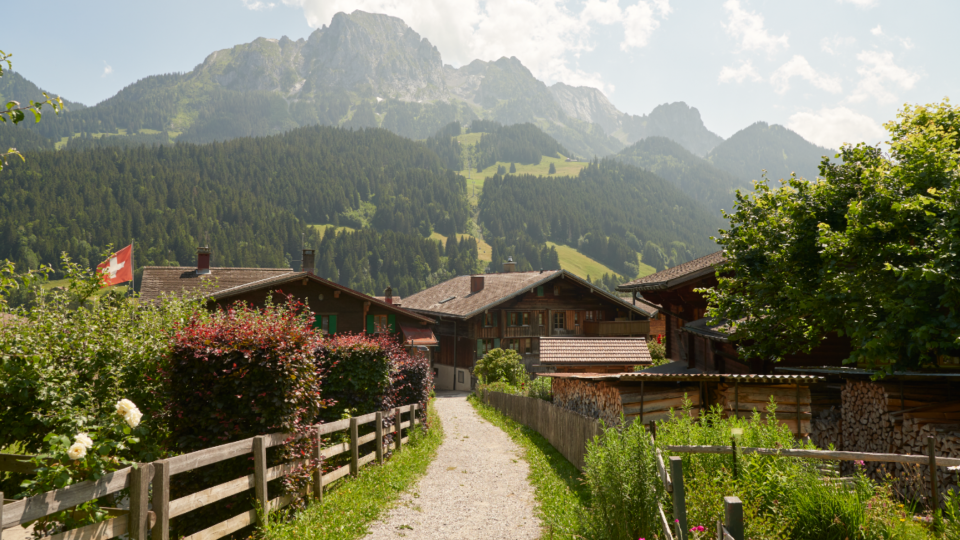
[621,385,700,425]
[717,383,812,435]
[811,406,842,451]
[551,377,623,426]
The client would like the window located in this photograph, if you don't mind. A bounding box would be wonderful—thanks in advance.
[509,312,520,327]
[537,312,544,326]
[313,314,338,335]
[373,314,389,333]
[553,285,561,296]
[574,312,580,326]
[553,311,565,330]
[521,338,532,355]
[522,312,531,326]
[483,312,495,327]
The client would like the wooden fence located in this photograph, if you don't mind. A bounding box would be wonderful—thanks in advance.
[0,403,421,540]
[481,390,600,471]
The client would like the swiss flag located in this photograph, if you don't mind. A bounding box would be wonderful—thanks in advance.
[97,244,134,287]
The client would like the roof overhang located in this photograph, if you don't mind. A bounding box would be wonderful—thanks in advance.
[616,265,719,293]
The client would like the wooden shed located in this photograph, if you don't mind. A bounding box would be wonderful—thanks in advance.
[542,369,823,435]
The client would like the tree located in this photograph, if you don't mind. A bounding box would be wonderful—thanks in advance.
[702,99,960,372]
[0,50,62,172]
[509,162,517,173]
[548,162,557,174]
[473,348,527,386]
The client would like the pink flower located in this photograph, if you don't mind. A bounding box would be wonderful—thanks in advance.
[856,460,865,466]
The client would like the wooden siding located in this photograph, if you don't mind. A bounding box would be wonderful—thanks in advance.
[584,320,649,337]
[212,280,426,336]
[436,334,478,369]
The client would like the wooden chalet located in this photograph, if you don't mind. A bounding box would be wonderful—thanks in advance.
[617,251,851,375]
[139,248,435,344]
[401,258,658,391]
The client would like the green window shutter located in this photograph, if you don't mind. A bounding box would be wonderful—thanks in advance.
[312,315,322,329]
[329,315,337,335]
[366,314,374,334]
[388,313,397,333]
[493,312,499,327]
[477,339,484,359]
[537,286,544,297]
[494,338,500,349]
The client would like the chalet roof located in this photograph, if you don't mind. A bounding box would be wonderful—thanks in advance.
[401,269,653,320]
[374,296,402,307]
[0,312,27,327]
[139,266,294,303]
[617,251,726,292]
[539,371,824,384]
[210,271,434,324]
[680,317,734,343]
[540,337,652,366]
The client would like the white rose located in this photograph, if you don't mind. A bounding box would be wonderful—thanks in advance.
[124,408,143,429]
[75,433,93,449]
[116,399,137,417]
[67,442,87,461]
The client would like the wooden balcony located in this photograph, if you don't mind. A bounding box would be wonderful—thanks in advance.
[583,320,650,337]
[504,325,549,338]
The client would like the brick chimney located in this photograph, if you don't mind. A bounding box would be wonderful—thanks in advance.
[384,286,393,304]
[470,275,485,293]
[197,247,211,275]
[302,249,315,274]
[503,256,517,273]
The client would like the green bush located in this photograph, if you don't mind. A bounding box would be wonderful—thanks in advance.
[314,333,397,423]
[527,376,552,401]
[473,348,527,386]
[582,417,664,540]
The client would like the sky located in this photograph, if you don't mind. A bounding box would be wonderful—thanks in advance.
[4,0,956,149]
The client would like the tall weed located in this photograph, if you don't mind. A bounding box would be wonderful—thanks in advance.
[582,418,664,540]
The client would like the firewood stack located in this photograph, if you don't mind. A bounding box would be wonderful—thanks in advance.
[620,385,700,425]
[811,406,842,451]
[551,378,623,426]
[717,383,812,435]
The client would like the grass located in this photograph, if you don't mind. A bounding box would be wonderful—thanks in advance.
[429,232,492,262]
[309,224,359,236]
[547,242,656,280]
[468,394,589,539]
[260,401,444,540]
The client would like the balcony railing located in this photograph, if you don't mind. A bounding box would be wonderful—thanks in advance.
[583,320,650,337]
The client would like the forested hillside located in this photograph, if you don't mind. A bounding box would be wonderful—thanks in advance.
[614,136,750,214]
[478,159,722,275]
[467,122,570,170]
[0,126,475,296]
[706,122,835,183]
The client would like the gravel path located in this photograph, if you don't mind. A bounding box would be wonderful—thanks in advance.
[364,391,541,539]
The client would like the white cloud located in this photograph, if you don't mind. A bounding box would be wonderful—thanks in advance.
[582,0,621,24]
[722,0,788,54]
[718,61,761,84]
[820,35,855,55]
[102,62,113,77]
[621,2,660,50]
[788,106,886,148]
[281,0,669,93]
[242,0,276,9]
[848,50,920,104]
[770,55,842,94]
[870,24,883,36]
[840,0,878,7]
[899,37,914,50]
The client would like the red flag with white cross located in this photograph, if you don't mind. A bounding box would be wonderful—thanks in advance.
[97,244,133,287]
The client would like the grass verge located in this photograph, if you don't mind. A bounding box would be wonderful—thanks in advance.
[467,394,590,539]
[260,402,444,540]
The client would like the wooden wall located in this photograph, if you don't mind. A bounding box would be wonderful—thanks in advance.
[212,280,426,335]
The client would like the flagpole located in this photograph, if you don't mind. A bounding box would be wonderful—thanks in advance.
[129,238,136,296]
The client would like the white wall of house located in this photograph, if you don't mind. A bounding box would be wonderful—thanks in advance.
[433,364,472,391]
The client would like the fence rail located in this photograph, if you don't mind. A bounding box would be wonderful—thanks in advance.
[0,403,422,540]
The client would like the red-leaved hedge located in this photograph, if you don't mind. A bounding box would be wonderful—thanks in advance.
[166,298,324,535]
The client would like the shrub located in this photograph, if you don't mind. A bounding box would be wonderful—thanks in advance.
[314,333,398,423]
[527,376,552,402]
[582,417,664,540]
[167,297,324,535]
[0,253,207,452]
[393,347,434,412]
[473,348,528,386]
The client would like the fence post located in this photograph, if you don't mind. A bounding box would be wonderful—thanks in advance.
[670,457,688,540]
[376,412,384,465]
[409,404,416,435]
[723,496,743,540]
[1,491,6,540]
[151,460,170,540]
[395,407,402,452]
[254,436,268,519]
[350,417,359,476]
[929,436,939,511]
[313,426,323,502]
[129,463,152,540]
